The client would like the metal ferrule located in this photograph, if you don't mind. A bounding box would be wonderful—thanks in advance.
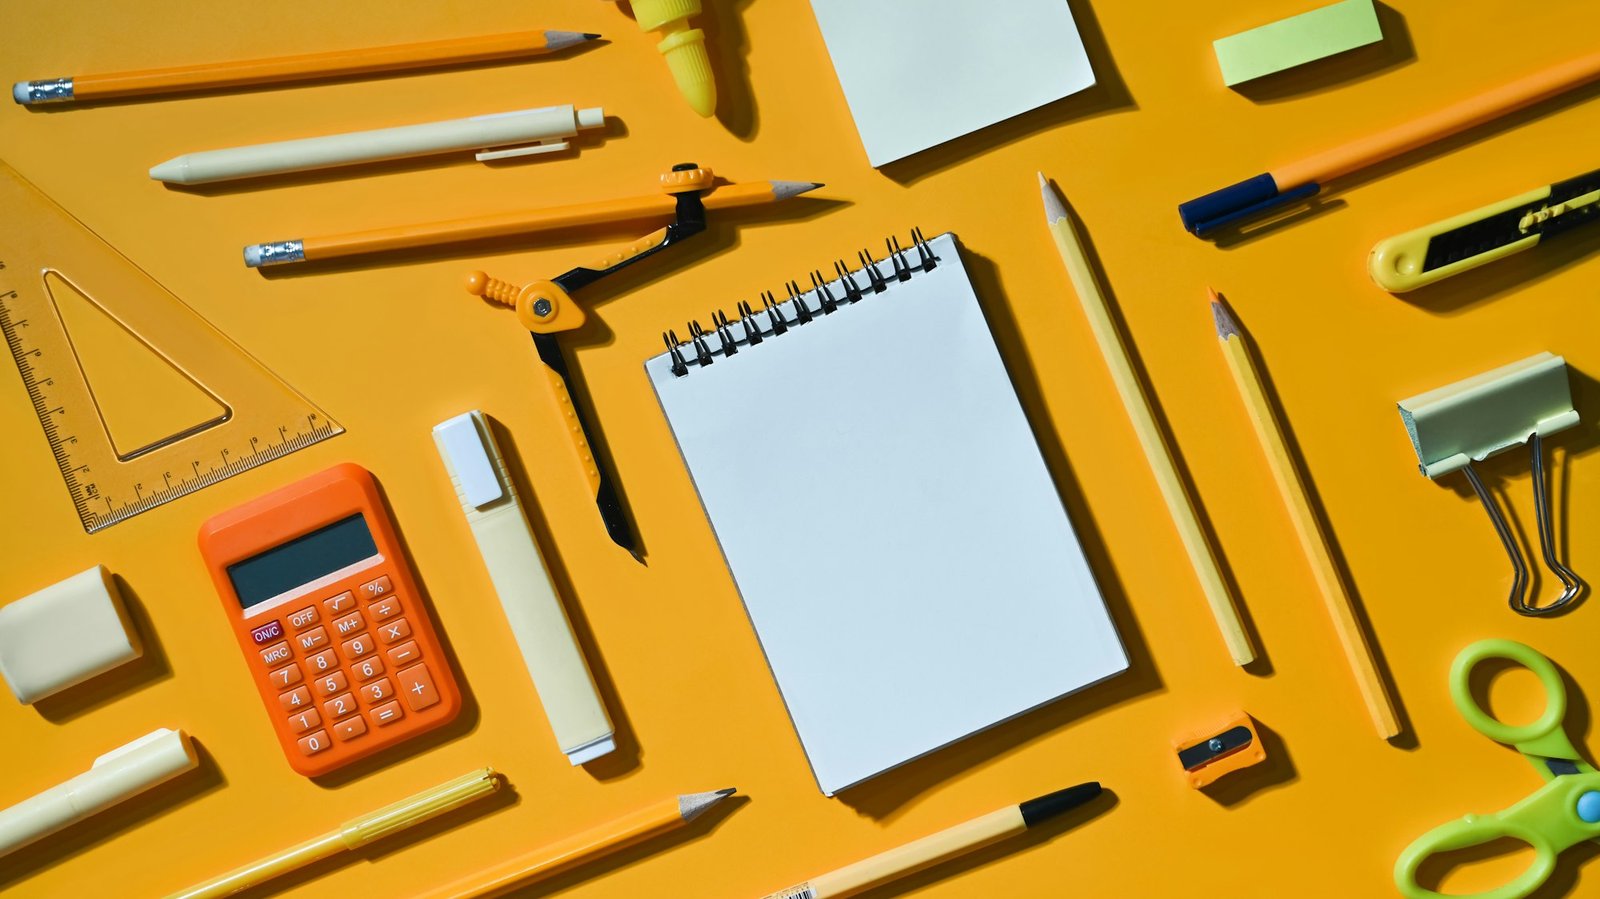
[17,78,74,104]
[247,240,305,267]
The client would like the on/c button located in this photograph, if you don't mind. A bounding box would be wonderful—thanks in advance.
[397,663,440,711]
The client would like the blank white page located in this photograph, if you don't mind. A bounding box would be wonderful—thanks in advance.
[808,0,1096,166]
[645,233,1126,796]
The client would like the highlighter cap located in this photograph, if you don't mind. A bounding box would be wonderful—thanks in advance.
[632,0,702,32]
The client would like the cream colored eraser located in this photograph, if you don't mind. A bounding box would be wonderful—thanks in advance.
[0,566,143,704]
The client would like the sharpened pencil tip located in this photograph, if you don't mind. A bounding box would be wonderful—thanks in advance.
[1037,172,1067,223]
[584,33,601,40]
[679,788,739,823]
[1211,291,1241,340]
[771,180,823,201]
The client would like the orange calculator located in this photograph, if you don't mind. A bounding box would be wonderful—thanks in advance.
[198,463,461,776]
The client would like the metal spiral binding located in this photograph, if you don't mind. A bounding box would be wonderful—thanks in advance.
[660,228,938,378]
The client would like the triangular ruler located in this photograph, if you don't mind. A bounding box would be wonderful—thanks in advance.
[0,159,342,532]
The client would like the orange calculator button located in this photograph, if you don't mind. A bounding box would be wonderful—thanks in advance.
[259,641,292,666]
[314,671,348,697]
[323,591,357,614]
[352,657,385,682]
[269,663,302,690]
[279,686,313,713]
[322,692,358,720]
[306,648,339,673]
[341,633,376,661]
[334,717,367,742]
[298,730,331,756]
[378,618,412,645]
[386,640,421,666]
[360,678,394,704]
[369,596,402,621]
[288,606,319,630]
[370,700,404,727]
[295,626,329,653]
[360,575,393,600]
[289,709,322,734]
[397,664,440,711]
[332,610,366,637]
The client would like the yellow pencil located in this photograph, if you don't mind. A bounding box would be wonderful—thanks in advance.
[1208,290,1400,739]
[1038,173,1254,666]
[760,783,1101,899]
[421,789,737,899]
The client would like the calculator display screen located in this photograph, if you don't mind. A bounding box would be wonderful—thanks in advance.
[227,513,379,610]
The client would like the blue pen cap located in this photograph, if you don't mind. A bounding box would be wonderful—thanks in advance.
[1178,173,1321,238]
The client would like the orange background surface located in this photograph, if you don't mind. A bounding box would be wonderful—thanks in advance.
[3,1,1600,896]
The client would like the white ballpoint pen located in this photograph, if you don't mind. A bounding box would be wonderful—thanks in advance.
[150,103,606,185]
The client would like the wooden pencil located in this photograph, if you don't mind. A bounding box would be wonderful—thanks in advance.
[420,789,736,899]
[1209,290,1399,738]
[1038,173,1254,666]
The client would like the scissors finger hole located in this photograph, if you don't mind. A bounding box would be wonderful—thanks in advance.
[1414,836,1546,897]
[1468,659,1557,729]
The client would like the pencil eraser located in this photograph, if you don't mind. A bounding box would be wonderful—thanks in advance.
[0,566,143,704]
[12,82,27,105]
[1213,0,1383,87]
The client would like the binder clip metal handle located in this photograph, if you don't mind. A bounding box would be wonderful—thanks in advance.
[1398,352,1585,615]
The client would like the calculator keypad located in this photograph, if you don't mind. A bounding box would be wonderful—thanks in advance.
[252,571,442,755]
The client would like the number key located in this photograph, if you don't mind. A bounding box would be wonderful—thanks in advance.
[307,649,339,673]
[269,663,302,690]
[288,708,322,734]
[278,686,312,712]
[298,730,331,756]
[352,657,385,682]
[321,692,358,721]
[315,671,348,697]
[341,633,375,661]
[360,678,394,704]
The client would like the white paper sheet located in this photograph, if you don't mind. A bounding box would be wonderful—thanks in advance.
[645,233,1126,795]
[808,0,1097,166]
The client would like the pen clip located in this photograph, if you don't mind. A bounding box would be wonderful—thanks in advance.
[475,140,571,162]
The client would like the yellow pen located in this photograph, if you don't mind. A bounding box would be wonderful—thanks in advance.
[166,768,501,899]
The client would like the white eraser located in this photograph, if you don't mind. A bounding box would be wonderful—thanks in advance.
[434,412,506,509]
[11,82,27,105]
[242,244,263,267]
[577,106,605,130]
[0,566,143,704]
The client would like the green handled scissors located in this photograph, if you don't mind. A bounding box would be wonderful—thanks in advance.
[1396,639,1600,899]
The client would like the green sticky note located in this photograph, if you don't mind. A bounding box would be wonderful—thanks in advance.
[1213,0,1384,86]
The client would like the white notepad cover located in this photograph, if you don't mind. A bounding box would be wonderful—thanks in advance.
[808,0,1097,166]
[645,233,1126,795]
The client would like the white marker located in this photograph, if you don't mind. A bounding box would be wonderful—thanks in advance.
[0,729,198,856]
[150,104,605,185]
[433,411,615,765]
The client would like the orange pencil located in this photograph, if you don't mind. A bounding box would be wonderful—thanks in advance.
[12,30,599,106]
[243,177,823,267]
[1179,48,1600,237]
[419,789,737,899]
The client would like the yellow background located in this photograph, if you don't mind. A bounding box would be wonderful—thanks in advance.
[3,1,1600,895]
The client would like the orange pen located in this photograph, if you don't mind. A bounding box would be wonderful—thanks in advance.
[243,176,823,267]
[1179,48,1600,237]
[419,789,737,899]
[12,30,599,105]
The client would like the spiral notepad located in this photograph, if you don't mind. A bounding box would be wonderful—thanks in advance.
[645,230,1127,796]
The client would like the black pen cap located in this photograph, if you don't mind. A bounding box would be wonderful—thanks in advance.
[1019,782,1102,828]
